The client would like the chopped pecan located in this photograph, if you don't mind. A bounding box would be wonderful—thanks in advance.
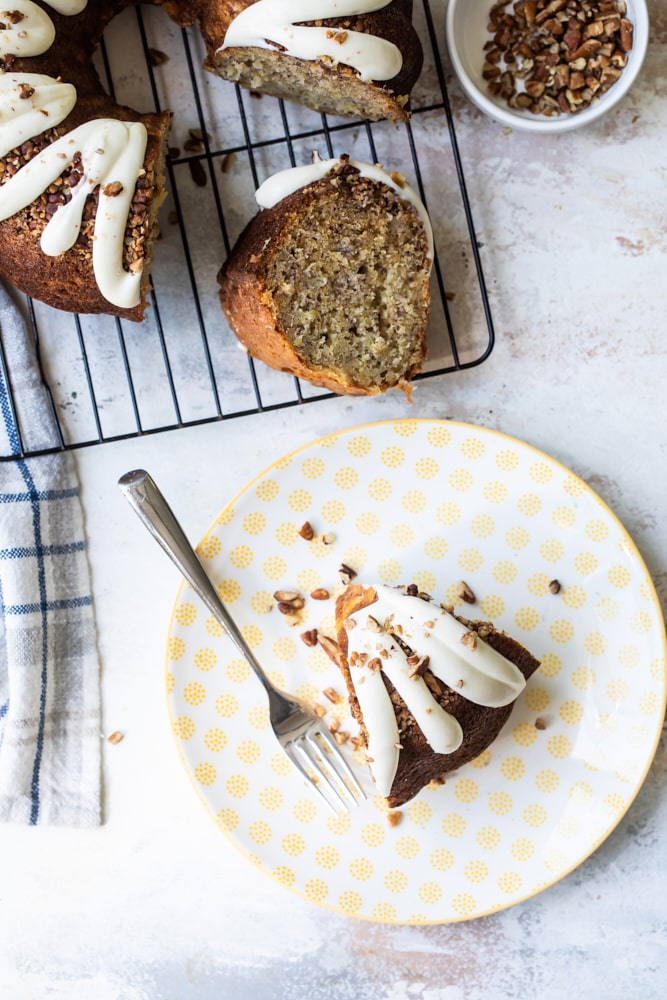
[460,631,478,651]
[484,0,634,117]
[299,521,314,540]
[456,580,476,604]
[310,588,330,600]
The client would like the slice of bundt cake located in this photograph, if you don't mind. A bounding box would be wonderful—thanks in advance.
[335,584,541,807]
[207,0,424,123]
[218,154,433,397]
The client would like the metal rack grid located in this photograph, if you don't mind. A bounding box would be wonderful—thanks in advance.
[0,0,495,461]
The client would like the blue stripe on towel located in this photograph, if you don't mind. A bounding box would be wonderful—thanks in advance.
[3,596,92,615]
[14,459,49,825]
[0,541,85,560]
[0,488,79,503]
[0,358,20,456]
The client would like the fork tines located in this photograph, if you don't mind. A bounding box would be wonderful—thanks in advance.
[286,728,366,814]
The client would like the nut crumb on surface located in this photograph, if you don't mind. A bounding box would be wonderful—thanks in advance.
[310,587,330,600]
[535,717,547,730]
[456,580,476,604]
[107,731,123,745]
[549,578,562,594]
[220,151,235,173]
[188,159,207,187]
[299,520,314,540]
[148,47,169,66]
[322,686,342,704]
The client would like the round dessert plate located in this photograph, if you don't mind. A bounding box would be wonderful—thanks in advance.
[166,419,665,924]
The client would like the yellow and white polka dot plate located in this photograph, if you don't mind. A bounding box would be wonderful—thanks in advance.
[166,420,666,924]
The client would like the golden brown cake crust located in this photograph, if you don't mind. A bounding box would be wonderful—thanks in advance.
[336,584,542,808]
[218,164,430,396]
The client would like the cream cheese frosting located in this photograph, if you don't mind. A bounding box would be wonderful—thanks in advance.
[0,1,88,59]
[343,586,527,797]
[219,0,403,82]
[0,74,77,158]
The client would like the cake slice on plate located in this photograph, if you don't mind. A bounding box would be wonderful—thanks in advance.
[335,584,541,807]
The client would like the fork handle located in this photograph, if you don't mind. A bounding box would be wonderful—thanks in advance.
[118,468,277,701]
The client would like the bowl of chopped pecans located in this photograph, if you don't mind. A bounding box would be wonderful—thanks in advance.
[446,0,649,133]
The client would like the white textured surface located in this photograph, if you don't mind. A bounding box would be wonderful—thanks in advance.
[1,1,667,996]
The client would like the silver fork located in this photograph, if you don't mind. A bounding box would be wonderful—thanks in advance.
[118,468,365,815]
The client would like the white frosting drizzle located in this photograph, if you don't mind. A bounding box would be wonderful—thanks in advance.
[0,118,148,308]
[0,74,77,158]
[0,2,88,59]
[255,155,434,263]
[219,0,402,82]
[345,586,527,797]
[44,1,88,13]
[0,4,54,57]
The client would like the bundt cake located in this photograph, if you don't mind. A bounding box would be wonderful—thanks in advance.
[335,584,541,807]
[0,2,424,320]
[218,154,433,397]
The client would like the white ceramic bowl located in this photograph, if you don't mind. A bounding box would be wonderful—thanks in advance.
[446,0,649,133]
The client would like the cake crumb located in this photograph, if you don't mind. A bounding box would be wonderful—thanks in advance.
[535,717,547,730]
[107,731,123,745]
[549,579,562,594]
[387,810,403,827]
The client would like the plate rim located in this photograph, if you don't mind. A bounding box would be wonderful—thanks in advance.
[164,417,667,924]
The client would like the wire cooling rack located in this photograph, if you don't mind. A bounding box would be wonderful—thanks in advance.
[0,0,495,461]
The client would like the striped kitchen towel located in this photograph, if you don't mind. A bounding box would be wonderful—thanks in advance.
[0,284,101,825]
